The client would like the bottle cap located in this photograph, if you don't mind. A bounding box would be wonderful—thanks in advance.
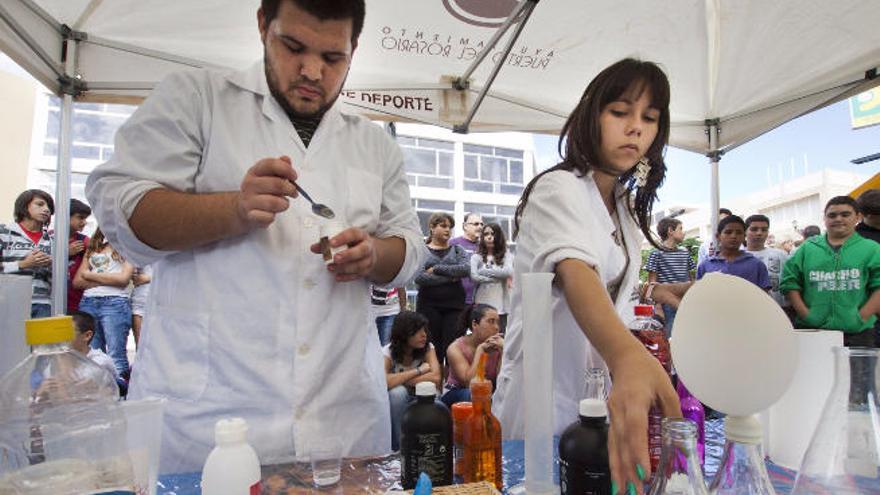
[579,398,607,418]
[214,417,249,444]
[415,381,437,397]
[451,402,473,421]
[634,305,654,316]
[25,315,74,345]
[724,414,763,444]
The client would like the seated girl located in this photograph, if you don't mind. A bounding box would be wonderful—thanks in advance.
[441,304,503,408]
[383,310,441,451]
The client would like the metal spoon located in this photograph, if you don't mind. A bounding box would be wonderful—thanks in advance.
[290,180,335,219]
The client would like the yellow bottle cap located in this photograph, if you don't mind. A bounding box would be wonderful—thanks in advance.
[25,315,74,345]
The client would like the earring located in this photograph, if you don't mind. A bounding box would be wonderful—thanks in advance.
[634,157,651,187]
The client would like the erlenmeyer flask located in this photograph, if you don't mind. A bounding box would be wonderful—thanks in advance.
[792,346,880,494]
[648,418,709,495]
[708,415,774,494]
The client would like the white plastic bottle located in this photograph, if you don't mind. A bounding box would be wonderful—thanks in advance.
[201,417,261,495]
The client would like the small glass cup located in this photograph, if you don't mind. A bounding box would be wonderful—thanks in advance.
[310,437,342,487]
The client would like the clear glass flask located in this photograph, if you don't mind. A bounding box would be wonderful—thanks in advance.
[648,418,709,495]
[708,415,774,494]
[792,346,880,494]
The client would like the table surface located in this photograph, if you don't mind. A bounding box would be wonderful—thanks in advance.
[157,419,799,494]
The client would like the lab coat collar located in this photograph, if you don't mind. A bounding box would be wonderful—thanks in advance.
[225,60,346,144]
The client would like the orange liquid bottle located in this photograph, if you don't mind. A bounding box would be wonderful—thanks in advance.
[463,354,502,489]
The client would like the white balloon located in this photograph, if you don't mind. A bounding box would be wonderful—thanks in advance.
[671,273,797,416]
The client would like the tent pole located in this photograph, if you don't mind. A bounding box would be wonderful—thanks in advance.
[51,33,79,315]
[453,0,539,133]
[705,119,722,235]
[0,0,63,79]
[454,0,536,89]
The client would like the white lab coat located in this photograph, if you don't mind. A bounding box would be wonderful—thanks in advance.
[492,170,642,438]
[86,61,425,473]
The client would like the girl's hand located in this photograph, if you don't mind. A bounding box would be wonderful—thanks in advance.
[606,347,680,495]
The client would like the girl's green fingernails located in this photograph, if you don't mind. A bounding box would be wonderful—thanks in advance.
[627,481,637,495]
[636,463,646,480]
[611,480,619,495]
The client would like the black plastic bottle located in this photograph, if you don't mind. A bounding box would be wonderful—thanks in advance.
[558,398,611,495]
[400,381,453,488]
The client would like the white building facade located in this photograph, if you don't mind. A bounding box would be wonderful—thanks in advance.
[660,169,871,244]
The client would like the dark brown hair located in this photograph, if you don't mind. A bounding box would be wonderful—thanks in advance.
[425,211,455,244]
[514,58,671,249]
[389,310,430,365]
[657,217,682,241]
[13,189,54,223]
[260,0,365,43]
[478,222,507,266]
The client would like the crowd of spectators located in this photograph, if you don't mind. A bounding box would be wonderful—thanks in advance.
[4,187,879,450]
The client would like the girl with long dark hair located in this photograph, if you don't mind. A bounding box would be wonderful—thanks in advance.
[470,222,513,331]
[383,310,441,450]
[441,303,503,408]
[492,58,686,493]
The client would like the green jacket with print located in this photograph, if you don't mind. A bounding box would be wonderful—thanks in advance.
[779,232,880,332]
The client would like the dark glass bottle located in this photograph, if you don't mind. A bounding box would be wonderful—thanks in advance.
[558,398,611,495]
[400,381,453,489]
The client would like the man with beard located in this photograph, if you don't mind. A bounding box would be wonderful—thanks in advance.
[86,0,424,473]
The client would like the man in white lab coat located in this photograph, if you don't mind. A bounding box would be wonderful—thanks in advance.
[86,0,424,473]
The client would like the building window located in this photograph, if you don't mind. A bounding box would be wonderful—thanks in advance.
[462,145,525,194]
[413,199,455,236]
[398,135,455,190]
[41,94,136,174]
[464,202,517,250]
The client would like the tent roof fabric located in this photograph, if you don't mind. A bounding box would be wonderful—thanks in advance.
[1,0,879,153]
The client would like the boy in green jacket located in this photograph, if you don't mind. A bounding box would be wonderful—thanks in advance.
[780,196,880,347]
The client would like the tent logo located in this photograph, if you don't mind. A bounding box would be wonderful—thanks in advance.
[442,0,518,28]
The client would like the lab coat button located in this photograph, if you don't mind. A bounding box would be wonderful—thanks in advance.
[298,344,310,356]
[304,217,315,228]
[303,278,316,289]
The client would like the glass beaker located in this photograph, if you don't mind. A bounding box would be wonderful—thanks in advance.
[792,346,880,494]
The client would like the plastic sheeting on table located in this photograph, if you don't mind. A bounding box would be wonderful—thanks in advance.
[158,427,809,494]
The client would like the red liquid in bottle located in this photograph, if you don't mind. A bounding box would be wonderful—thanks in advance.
[629,305,671,476]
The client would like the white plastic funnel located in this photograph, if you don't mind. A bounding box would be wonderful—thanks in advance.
[670,273,797,417]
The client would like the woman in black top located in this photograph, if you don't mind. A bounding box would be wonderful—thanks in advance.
[415,212,471,367]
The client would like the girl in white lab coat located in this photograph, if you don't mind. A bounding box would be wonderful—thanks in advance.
[492,58,683,495]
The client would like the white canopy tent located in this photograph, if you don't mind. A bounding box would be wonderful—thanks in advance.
[1,0,879,311]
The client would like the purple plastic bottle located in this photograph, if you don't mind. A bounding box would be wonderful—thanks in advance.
[676,379,705,466]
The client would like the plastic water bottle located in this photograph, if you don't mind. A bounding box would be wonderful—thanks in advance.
[558,398,611,495]
[629,305,671,475]
[201,417,262,495]
[401,382,453,488]
[0,316,119,465]
[0,316,118,410]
